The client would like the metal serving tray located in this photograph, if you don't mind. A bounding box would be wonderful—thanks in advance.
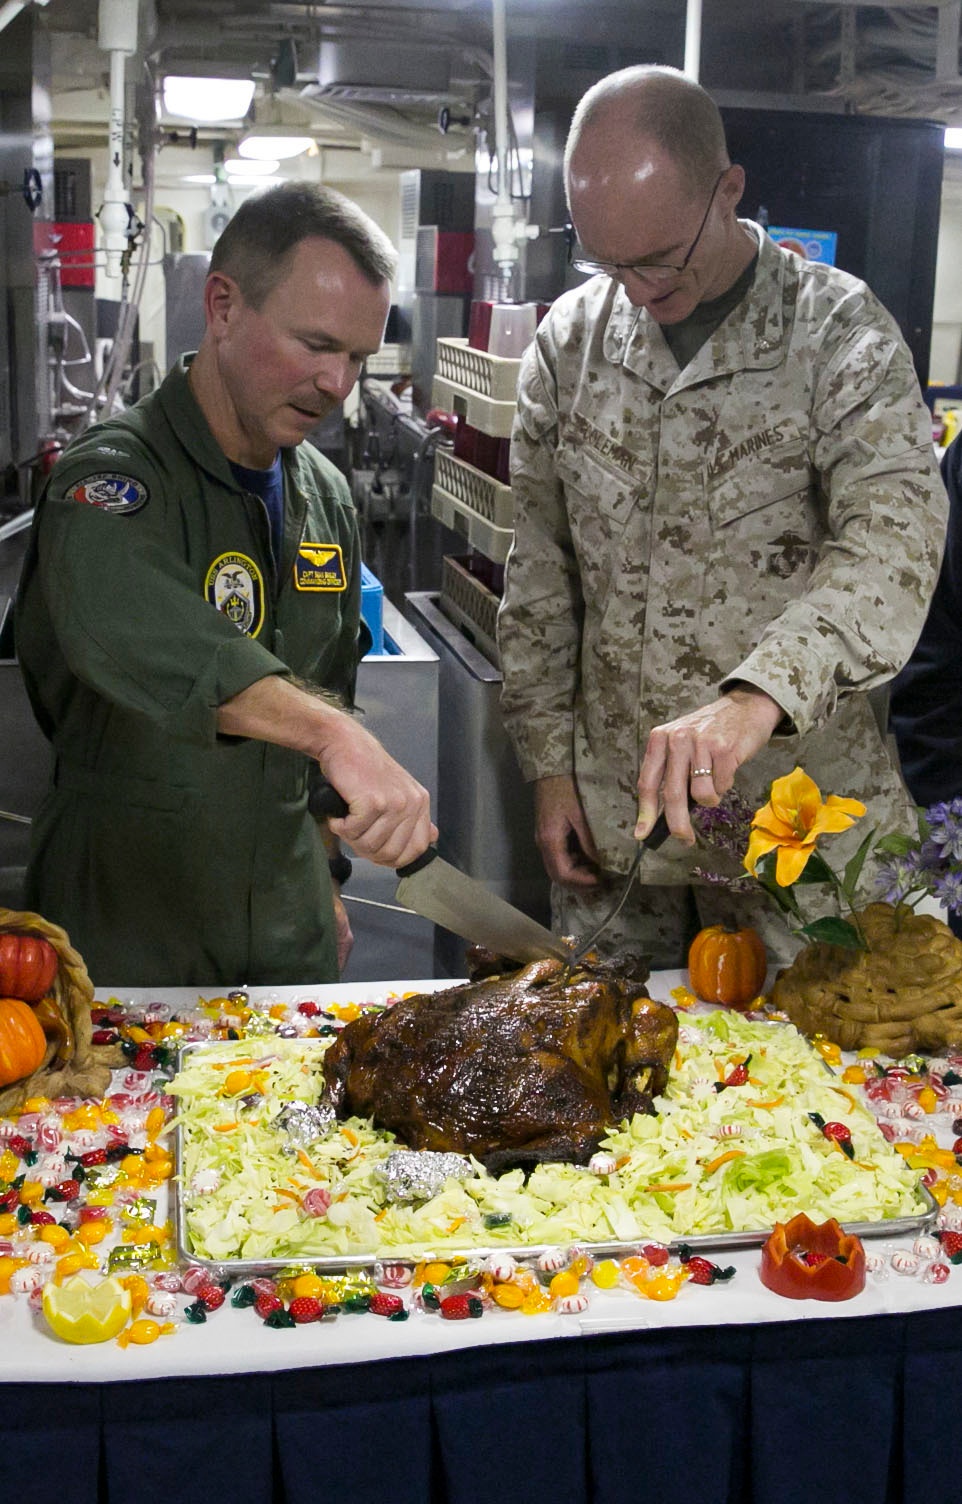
[172,1038,937,1280]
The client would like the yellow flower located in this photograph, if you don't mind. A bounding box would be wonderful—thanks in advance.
[744,767,865,886]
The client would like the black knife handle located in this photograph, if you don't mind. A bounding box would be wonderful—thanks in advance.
[395,846,439,879]
[309,779,438,879]
[309,780,349,819]
[642,810,672,852]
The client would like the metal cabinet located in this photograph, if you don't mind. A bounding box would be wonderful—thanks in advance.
[405,590,548,977]
[341,600,440,982]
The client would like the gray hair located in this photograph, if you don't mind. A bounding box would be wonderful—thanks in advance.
[565,65,729,198]
[210,181,398,308]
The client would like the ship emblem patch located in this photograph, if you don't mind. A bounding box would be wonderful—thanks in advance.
[205,551,265,638]
[66,473,148,515]
[294,542,347,592]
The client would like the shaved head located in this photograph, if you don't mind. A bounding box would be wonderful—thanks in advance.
[561,64,753,322]
[564,65,729,202]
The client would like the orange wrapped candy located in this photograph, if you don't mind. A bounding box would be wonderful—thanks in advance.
[760,1213,866,1301]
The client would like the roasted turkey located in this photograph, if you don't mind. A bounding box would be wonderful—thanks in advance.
[320,953,678,1172]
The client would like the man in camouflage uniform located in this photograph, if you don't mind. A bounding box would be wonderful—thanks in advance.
[498,65,947,967]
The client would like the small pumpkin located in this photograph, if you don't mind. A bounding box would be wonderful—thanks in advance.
[0,996,48,1088]
[687,924,768,1009]
[0,932,58,1002]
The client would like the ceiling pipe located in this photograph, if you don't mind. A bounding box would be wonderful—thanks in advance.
[489,0,537,297]
[684,0,702,82]
[97,0,139,279]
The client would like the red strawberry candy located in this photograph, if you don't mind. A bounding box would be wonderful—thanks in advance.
[939,1230,962,1261]
[49,1178,81,1202]
[289,1296,322,1324]
[255,1292,284,1321]
[369,1291,405,1318]
[198,1283,226,1311]
[439,1293,484,1319]
[685,1256,718,1286]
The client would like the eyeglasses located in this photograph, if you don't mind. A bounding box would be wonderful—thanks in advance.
[570,167,727,284]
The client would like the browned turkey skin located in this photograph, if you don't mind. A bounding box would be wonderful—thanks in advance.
[321,955,679,1173]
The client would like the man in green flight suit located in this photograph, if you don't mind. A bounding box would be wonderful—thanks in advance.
[15,181,435,986]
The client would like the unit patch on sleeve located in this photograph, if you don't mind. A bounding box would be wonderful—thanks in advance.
[205,551,265,638]
[294,542,347,592]
[66,473,148,515]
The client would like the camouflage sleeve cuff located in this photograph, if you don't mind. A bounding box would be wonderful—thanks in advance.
[503,730,574,784]
[721,651,834,739]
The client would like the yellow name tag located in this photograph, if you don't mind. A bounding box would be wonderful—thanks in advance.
[294,543,347,592]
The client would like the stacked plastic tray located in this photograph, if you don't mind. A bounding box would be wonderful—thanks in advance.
[432,338,521,664]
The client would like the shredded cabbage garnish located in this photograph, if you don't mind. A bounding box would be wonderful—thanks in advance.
[169,1013,924,1263]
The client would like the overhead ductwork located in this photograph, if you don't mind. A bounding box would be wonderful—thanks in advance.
[293,36,483,151]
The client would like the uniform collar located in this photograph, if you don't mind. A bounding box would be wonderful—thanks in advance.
[157,356,311,503]
[606,220,786,393]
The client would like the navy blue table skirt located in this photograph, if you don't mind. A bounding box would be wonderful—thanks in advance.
[6,1308,962,1504]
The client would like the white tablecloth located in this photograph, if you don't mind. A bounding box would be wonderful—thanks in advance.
[1,971,959,1384]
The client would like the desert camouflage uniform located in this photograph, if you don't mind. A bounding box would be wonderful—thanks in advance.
[498,223,947,966]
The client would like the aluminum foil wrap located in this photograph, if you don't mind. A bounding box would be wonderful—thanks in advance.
[375,1149,473,1204]
[274,1100,335,1148]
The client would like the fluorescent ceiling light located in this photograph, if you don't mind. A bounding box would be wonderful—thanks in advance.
[182,173,217,186]
[946,127,962,152]
[163,76,255,123]
[238,134,313,161]
[223,157,280,176]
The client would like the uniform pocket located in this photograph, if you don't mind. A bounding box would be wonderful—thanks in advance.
[705,437,819,585]
[554,444,647,610]
[55,761,197,811]
[706,439,813,529]
[556,441,645,529]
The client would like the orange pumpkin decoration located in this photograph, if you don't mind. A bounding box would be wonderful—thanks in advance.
[687,924,768,1009]
[0,996,48,1088]
[0,932,58,1002]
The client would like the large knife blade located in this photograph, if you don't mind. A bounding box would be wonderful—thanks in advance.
[309,780,570,963]
[394,847,571,963]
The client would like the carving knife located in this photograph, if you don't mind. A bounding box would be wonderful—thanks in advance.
[570,809,673,960]
[309,782,571,964]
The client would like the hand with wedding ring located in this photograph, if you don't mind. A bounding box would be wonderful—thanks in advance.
[634,685,785,844]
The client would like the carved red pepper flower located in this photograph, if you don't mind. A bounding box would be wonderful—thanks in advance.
[760,1213,866,1301]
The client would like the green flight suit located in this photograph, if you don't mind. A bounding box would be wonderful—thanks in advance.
[15,358,363,986]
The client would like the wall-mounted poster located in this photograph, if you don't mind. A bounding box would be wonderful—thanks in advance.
[767,227,839,265]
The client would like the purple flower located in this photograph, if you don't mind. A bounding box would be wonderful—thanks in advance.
[691,790,756,859]
[923,799,962,863]
[691,865,756,892]
[934,868,962,917]
[874,852,927,907]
